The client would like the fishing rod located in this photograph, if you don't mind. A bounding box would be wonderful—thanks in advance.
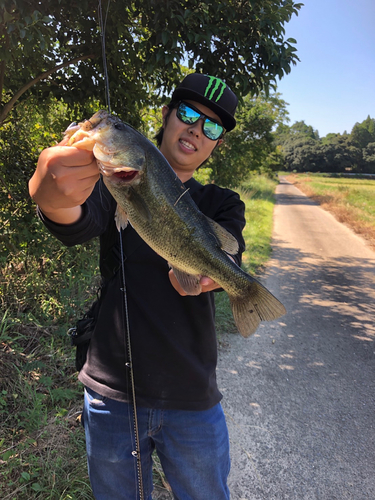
[97,1,145,498]
[98,0,111,113]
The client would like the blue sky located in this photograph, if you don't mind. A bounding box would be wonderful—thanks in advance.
[276,0,375,138]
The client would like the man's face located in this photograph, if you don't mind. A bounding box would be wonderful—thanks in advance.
[159,100,223,180]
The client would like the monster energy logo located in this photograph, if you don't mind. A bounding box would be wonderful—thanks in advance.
[204,76,226,102]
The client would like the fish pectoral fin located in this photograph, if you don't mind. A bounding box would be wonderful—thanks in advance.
[115,205,129,231]
[170,266,202,296]
[128,187,152,223]
[205,216,239,255]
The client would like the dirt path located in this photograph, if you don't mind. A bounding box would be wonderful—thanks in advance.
[218,177,375,499]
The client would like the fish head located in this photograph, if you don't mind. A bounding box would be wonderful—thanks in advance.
[65,110,146,186]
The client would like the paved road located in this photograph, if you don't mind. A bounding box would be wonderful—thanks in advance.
[218,178,375,500]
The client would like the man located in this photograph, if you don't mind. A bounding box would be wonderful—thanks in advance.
[29,73,246,499]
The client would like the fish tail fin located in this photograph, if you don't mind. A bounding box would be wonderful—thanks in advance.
[229,281,286,338]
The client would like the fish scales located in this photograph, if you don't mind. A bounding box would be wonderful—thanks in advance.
[65,111,286,336]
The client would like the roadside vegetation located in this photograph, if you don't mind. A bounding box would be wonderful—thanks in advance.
[284,173,375,248]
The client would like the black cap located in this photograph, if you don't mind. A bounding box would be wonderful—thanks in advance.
[171,74,238,131]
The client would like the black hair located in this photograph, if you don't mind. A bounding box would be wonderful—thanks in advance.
[154,102,178,147]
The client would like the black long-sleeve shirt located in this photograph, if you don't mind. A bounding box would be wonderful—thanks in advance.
[39,177,246,410]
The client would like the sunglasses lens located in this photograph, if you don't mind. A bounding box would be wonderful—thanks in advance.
[177,103,200,124]
[203,120,223,140]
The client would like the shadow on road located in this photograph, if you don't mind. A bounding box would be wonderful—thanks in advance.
[268,240,375,347]
[275,192,319,207]
[219,240,375,500]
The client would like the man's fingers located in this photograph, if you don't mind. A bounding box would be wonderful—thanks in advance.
[169,270,220,295]
[42,144,96,169]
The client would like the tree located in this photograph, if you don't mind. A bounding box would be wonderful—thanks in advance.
[275,120,322,171]
[1,0,302,126]
[319,134,362,173]
[286,120,320,141]
[0,97,73,263]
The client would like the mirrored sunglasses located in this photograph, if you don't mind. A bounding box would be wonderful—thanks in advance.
[176,101,225,141]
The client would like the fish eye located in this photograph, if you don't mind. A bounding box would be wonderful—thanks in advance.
[136,157,144,167]
[114,122,127,131]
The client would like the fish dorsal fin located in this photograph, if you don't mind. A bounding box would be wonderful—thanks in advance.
[115,205,129,231]
[170,265,202,295]
[205,216,239,256]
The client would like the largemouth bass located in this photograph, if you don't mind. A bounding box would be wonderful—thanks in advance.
[65,110,286,336]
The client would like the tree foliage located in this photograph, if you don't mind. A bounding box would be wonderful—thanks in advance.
[207,93,289,186]
[1,0,302,126]
[0,99,74,263]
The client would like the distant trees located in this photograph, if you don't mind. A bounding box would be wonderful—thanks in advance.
[276,116,375,173]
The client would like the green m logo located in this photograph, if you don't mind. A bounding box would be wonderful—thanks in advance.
[204,76,227,103]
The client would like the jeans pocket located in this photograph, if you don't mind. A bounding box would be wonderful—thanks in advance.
[85,386,107,407]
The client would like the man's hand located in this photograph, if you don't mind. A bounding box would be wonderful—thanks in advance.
[168,269,221,296]
[29,139,99,224]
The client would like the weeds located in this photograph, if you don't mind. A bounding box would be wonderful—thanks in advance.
[0,231,98,498]
[0,317,91,498]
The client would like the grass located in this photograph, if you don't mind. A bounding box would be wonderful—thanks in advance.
[0,235,100,499]
[239,175,278,273]
[0,320,92,499]
[0,174,278,498]
[284,173,375,248]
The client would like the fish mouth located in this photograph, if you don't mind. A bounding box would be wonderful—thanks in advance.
[98,161,140,183]
[112,170,139,182]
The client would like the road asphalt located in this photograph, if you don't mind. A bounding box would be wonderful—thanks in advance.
[217,178,375,500]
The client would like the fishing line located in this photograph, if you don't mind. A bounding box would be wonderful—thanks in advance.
[98,0,111,113]
[97,2,145,498]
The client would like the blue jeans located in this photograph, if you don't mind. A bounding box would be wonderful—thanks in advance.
[82,387,230,500]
